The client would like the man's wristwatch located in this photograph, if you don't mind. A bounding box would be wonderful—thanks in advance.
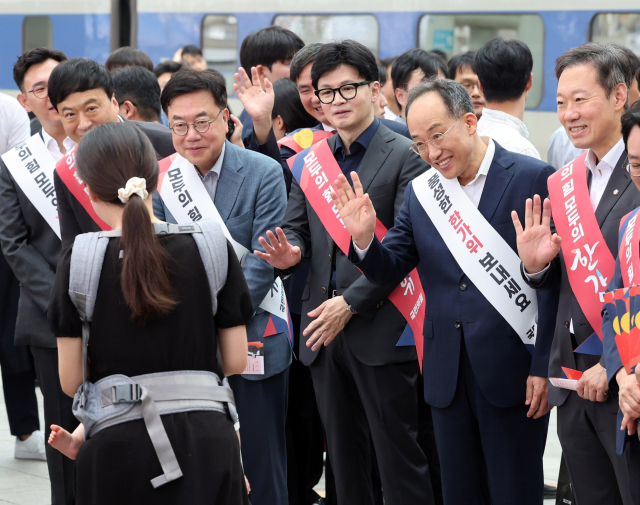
[343,297,358,314]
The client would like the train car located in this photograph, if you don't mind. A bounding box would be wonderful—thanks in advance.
[1,0,639,158]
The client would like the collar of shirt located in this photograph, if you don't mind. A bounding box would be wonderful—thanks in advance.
[41,128,76,162]
[478,108,530,139]
[333,117,379,159]
[195,142,225,185]
[585,137,625,176]
[460,138,495,208]
[322,122,337,133]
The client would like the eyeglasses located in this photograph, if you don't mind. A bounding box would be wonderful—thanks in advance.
[461,82,480,92]
[28,85,48,99]
[410,118,461,155]
[626,163,640,177]
[314,81,372,104]
[170,108,225,136]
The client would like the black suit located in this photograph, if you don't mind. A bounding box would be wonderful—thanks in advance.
[280,122,435,504]
[0,130,77,505]
[54,119,175,248]
[526,149,640,505]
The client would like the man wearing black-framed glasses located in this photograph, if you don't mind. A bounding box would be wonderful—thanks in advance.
[257,40,434,505]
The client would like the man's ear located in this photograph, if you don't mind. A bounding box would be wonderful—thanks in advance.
[16,93,31,113]
[120,100,137,120]
[395,87,405,107]
[370,81,381,104]
[614,82,629,111]
[111,94,120,113]
[465,112,478,136]
[255,64,268,81]
[525,73,533,93]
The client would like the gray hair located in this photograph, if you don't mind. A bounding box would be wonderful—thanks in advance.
[405,79,474,120]
[290,43,324,84]
[555,42,634,99]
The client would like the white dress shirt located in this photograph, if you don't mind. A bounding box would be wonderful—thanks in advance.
[195,142,225,201]
[476,108,541,160]
[322,123,337,133]
[383,107,398,121]
[41,128,76,163]
[355,139,497,258]
[547,125,584,171]
[0,93,30,155]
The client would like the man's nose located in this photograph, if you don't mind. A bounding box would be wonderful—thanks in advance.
[185,125,203,141]
[77,114,92,132]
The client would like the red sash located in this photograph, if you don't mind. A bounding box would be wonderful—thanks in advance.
[548,152,615,339]
[619,208,640,288]
[277,129,334,153]
[288,139,426,369]
[55,145,111,231]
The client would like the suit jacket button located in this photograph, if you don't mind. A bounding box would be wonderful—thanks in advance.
[460,283,467,291]
[564,321,569,328]
[328,254,332,261]
[321,287,327,294]
[454,321,461,329]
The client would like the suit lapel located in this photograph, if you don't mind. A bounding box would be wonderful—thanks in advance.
[595,150,631,227]
[477,146,514,223]
[357,126,393,192]
[213,142,244,221]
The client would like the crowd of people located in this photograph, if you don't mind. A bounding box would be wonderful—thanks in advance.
[0,23,639,505]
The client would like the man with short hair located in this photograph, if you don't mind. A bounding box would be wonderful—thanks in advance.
[112,66,162,122]
[152,68,289,505]
[154,60,183,92]
[474,38,540,160]
[517,42,640,504]
[391,48,448,124]
[448,51,485,119]
[380,56,400,120]
[0,47,78,505]
[179,45,208,71]
[47,57,175,248]
[333,78,557,504]
[104,46,154,72]
[257,40,434,505]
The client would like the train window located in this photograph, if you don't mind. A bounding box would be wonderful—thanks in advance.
[201,15,238,90]
[418,14,544,108]
[590,13,640,55]
[22,16,53,52]
[273,15,379,56]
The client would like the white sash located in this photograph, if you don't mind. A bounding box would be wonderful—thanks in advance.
[158,154,287,320]
[412,169,538,348]
[1,134,60,238]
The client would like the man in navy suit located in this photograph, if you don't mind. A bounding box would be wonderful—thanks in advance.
[332,79,558,504]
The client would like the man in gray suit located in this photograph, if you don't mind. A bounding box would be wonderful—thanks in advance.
[256,41,434,505]
[0,47,77,505]
[152,68,289,505]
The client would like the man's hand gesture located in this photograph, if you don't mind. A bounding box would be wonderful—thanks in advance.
[233,66,274,144]
[511,195,562,274]
[331,173,377,250]
[255,228,302,270]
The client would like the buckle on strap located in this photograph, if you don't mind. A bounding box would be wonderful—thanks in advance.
[113,384,142,404]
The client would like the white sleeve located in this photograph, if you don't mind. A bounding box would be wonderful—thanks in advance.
[3,96,30,152]
[353,236,374,260]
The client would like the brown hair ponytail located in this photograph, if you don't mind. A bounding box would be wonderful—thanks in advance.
[75,122,176,322]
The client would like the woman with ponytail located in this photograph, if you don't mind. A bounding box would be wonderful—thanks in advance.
[47,122,252,504]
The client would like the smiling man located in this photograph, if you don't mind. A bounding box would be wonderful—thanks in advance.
[516,43,640,505]
[332,78,558,504]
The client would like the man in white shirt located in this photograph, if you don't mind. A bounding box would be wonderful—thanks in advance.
[546,125,585,170]
[0,48,78,505]
[0,93,30,154]
[516,42,640,505]
[474,38,541,160]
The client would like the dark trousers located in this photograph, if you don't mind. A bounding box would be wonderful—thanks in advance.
[431,342,548,505]
[286,313,325,505]
[1,369,39,437]
[228,368,289,505]
[31,346,78,505]
[310,332,434,505]
[557,390,639,505]
[417,377,444,505]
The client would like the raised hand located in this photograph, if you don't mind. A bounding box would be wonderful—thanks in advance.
[255,228,302,270]
[511,195,562,274]
[233,66,274,144]
[228,114,244,148]
[331,172,377,250]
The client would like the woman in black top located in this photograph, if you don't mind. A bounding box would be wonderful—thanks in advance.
[47,122,253,504]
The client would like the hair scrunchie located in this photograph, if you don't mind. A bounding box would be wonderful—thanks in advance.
[118,177,148,204]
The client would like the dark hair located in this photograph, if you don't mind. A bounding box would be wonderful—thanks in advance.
[48,58,113,111]
[112,66,161,122]
[240,26,304,76]
[620,47,640,88]
[105,46,154,72]
[13,47,67,91]
[181,45,203,58]
[430,49,448,61]
[555,42,633,99]
[161,68,227,115]
[448,51,477,80]
[377,64,388,87]
[154,60,183,78]
[289,43,323,84]
[406,79,473,121]
[311,40,378,90]
[75,122,176,322]
[475,38,533,102]
[391,49,448,109]
[271,78,318,132]
[381,56,397,69]
[622,101,640,149]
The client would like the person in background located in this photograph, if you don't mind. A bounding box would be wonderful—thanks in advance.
[154,60,183,92]
[271,78,317,141]
[112,66,162,123]
[105,46,154,72]
[474,38,540,160]
[391,48,447,125]
[176,45,208,71]
[448,51,485,119]
[374,64,390,119]
[0,93,30,154]
[429,49,448,62]
[380,56,400,120]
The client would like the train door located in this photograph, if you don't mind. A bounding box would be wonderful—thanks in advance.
[111,0,137,50]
